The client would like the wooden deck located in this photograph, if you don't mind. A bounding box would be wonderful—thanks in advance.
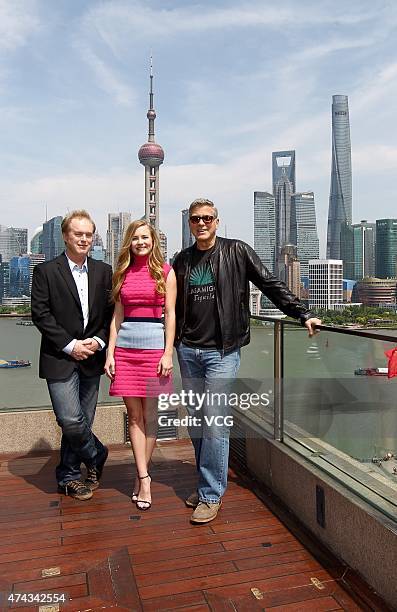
[0,440,388,611]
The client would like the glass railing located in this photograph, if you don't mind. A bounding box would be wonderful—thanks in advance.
[1,314,396,519]
[236,320,275,432]
[245,316,397,521]
[0,317,119,411]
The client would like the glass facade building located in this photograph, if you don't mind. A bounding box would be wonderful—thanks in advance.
[0,258,9,303]
[9,255,30,297]
[340,220,376,280]
[327,95,352,260]
[30,226,43,254]
[375,219,397,278]
[106,212,131,268]
[42,216,64,262]
[272,150,296,194]
[340,223,354,280]
[290,192,319,279]
[181,209,194,250]
[274,168,293,260]
[253,191,276,273]
[353,221,376,280]
[0,226,28,262]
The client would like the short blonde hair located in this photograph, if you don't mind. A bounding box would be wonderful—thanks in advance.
[61,210,96,234]
[188,198,218,218]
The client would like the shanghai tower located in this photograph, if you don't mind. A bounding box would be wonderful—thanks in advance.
[326,95,352,259]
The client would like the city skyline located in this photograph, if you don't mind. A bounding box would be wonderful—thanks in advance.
[1,1,397,259]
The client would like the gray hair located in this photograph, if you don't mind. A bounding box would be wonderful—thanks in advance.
[188,198,218,218]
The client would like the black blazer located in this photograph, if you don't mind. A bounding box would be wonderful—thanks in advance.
[31,253,113,380]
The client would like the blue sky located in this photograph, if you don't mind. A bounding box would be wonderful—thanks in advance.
[1,0,397,258]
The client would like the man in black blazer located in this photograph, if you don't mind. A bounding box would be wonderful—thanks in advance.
[31,210,113,500]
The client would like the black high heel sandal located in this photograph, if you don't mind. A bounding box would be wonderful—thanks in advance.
[131,476,139,503]
[135,474,152,511]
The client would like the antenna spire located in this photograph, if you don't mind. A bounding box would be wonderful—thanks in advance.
[147,54,156,141]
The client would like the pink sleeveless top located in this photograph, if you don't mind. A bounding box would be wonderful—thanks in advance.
[120,256,171,319]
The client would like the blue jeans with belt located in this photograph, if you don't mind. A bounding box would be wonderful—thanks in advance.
[47,370,106,486]
[176,343,241,503]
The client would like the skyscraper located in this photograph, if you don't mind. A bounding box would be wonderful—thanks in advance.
[182,209,194,250]
[106,212,131,268]
[340,222,354,279]
[290,192,319,279]
[327,95,352,259]
[354,221,376,279]
[0,226,28,262]
[277,244,301,298]
[159,230,168,261]
[272,150,296,194]
[92,232,104,248]
[375,219,397,278]
[10,227,28,255]
[0,258,10,303]
[9,255,30,297]
[343,220,376,280]
[138,58,164,232]
[42,216,64,261]
[30,226,43,254]
[274,167,293,262]
[253,191,276,273]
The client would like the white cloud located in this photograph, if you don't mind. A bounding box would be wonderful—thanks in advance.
[353,61,397,112]
[81,0,383,54]
[0,0,39,51]
[77,44,136,107]
[353,144,397,173]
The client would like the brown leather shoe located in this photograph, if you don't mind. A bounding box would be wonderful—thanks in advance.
[190,500,222,524]
[185,491,199,508]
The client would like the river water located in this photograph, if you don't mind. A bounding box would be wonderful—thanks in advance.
[1,318,396,464]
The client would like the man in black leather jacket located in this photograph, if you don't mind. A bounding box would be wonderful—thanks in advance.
[173,198,321,524]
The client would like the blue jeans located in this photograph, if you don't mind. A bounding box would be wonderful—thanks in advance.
[176,343,241,503]
[47,370,106,486]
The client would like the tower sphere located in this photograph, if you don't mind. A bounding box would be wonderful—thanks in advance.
[147,109,156,120]
[138,142,164,167]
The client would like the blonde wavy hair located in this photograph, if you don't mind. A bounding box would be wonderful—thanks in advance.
[112,220,166,302]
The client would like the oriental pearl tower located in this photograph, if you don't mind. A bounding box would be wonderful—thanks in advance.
[138,58,164,233]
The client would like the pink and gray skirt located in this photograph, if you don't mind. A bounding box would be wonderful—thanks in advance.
[109,318,172,397]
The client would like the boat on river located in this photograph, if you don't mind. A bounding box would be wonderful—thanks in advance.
[354,367,388,377]
[0,359,31,369]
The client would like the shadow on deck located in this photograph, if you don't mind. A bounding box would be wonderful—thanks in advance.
[0,440,389,611]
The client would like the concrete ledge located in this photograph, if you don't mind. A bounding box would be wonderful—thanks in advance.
[0,403,189,453]
[0,404,127,453]
[242,420,397,608]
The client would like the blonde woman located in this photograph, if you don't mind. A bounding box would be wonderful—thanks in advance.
[105,220,176,510]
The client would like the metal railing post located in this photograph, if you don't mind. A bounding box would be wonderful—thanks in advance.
[273,320,284,442]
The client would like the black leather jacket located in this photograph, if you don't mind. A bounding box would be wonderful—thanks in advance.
[173,237,313,353]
